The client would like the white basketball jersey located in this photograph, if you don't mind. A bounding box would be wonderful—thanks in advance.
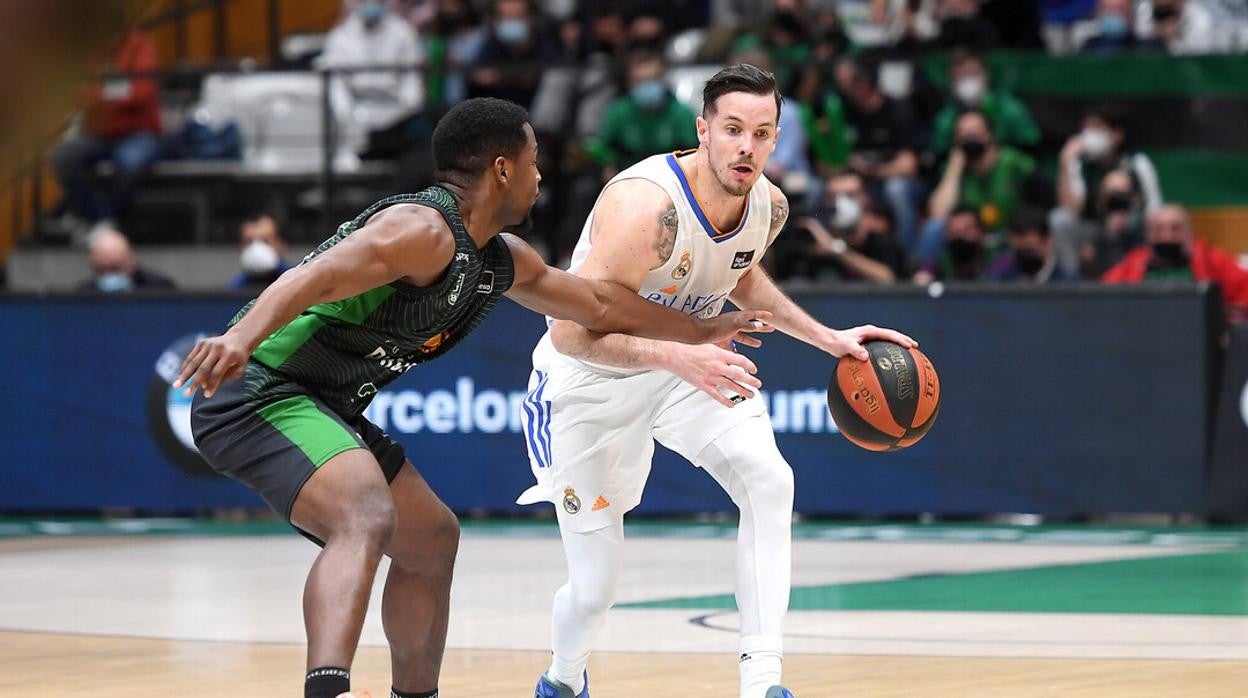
[532,150,774,375]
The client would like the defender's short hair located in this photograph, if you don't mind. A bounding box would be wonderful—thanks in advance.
[702,63,781,121]
[432,98,530,180]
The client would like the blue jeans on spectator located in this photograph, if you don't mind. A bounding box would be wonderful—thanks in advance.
[50,131,163,223]
[915,217,948,267]
[873,176,924,252]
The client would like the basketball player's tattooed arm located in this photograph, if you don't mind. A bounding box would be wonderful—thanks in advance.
[175,204,475,396]
[726,185,919,361]
[502,232,771,346]
[548,180,770,407]
[767,194,789,246]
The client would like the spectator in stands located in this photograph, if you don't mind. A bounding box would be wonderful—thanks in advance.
[583,51,697,179]
[1103,204,1248,315]
[423,0,486,108]
[914,204,989,283]
[929,49,1039,156]
[322,0,425,133]
[799,201,912,284]
[1081,169,1146,277]
[812,59,924,251]
[730,0,813,95]
[986,207,1073,283]
[77,228,175,293]
[469,0,560,109]
[932,0,1000,50]
[918,110,1054,265]
[1080,0,1143,53]
[1134,0,1221,54]
[50,26,163,234]
[1053,106,1161,274]
[229,213,294,291]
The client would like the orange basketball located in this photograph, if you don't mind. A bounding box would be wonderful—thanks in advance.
[826,341,940,452]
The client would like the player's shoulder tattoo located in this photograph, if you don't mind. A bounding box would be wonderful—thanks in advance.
[656,203,678,262]
[769,193,790,237]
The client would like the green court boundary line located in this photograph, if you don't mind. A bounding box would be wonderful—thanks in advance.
[1,518,1246,547]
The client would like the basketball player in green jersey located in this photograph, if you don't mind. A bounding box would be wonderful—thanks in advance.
[174,98,772,698]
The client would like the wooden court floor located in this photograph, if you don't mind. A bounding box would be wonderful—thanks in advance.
[4,631,1247,697]
[3,524,1248,696]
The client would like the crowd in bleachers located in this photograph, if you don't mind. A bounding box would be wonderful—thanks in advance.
[48,0,1248,314]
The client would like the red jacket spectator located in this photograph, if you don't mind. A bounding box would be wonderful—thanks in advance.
[82,29,161,138]
[1102,238,1248,311]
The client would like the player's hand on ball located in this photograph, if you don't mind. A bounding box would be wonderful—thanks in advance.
[826,325,917,361]
[700,310,774,346]
[172,332,252,398]
[667,343,763,408]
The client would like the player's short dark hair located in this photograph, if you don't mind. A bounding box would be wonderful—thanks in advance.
[702,63,781,121]
[432,98,530,180]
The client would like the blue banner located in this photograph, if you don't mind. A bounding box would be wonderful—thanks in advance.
[0,286,1217,516]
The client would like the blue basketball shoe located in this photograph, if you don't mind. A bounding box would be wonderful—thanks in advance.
[534,671,589,698]
[765,687,795,698]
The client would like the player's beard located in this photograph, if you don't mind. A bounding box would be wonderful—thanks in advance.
[713,155,755,197]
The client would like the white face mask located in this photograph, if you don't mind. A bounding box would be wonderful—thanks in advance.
[240,240,280,275]
[953,76,986,106]
[1081,128,1113,159]
[832,194,863,230]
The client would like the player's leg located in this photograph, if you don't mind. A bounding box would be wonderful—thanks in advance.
[544,513,625,695]
[695,415,794,698]
[654,390,794,698]
[379,462,460,696]
[519,367,660,695]
[290,449,397,679]
[193,377,395,698]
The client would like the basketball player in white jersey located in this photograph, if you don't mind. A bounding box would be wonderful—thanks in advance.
[518,64,916,698]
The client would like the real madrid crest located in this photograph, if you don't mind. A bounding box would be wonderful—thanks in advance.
[563,487,582,515]
[671,251,692,280]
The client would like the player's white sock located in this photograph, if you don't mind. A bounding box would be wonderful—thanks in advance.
[739,635,784,698]
[548,520,624,693]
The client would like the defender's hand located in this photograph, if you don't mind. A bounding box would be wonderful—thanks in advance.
[698,310,774,346]
[666,343,763,408]
[824,325,918,361]
[172,333,252,398]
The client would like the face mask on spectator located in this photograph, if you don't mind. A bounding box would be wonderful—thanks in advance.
[1105,192,1133,213]
[1081,128,1113,159]
[1015,248,1046,276]
[631,79,666,109]
[357,0,385,25]
[495,18,530,45]
[1152,241,1187,264]
[947,238,982,263]
[953,76,986,106]
[1098,13,1129,39]
[241,240,281,276]
[96,272,133,293]
[1152,5,1180,21]
[959,139,987,162]
[831,194,862,230]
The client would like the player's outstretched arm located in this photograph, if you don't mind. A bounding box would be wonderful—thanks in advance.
[733,184,918,360]
[174,204,455,397]
[502,231,772,346]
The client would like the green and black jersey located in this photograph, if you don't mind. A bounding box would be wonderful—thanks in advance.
[232,187,516,419]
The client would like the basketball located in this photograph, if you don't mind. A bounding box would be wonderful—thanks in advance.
[827,341,940,451]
